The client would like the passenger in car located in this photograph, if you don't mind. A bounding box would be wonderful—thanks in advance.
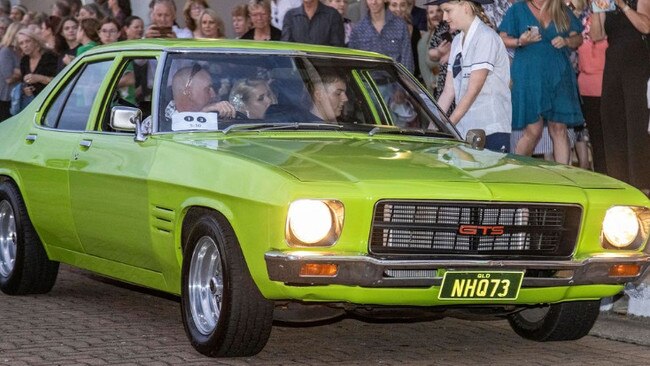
[228,78,275,119]
[307,71,349,122]
[161,64,236,130]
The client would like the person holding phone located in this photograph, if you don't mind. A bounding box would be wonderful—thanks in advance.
[498,0,584,164]
[145,0,192,39]
[432,0,512,152]
[427,4,455,102]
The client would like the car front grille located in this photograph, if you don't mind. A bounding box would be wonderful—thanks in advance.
[369,201,582,259]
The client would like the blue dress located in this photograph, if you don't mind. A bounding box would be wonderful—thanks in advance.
[498,2,584,128]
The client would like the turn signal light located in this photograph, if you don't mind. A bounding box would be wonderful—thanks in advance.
[299,263,338,277]
[608,264,641,277]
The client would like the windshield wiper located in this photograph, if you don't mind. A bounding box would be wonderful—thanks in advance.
[368,126,450,138]
[223,122,342,134]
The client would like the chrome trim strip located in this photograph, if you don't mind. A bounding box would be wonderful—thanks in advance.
[265,250,650,288]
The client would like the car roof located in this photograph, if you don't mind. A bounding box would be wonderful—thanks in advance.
[86,38,394,61]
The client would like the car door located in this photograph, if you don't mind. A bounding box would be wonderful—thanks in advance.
[68,56,163,272]
[11,60,115,254]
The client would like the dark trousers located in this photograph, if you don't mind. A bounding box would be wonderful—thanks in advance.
[486,132,511,153]
[600,47,650,190]
[581,96,605,174]
[0,101,11,122]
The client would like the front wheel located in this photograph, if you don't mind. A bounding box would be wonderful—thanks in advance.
[0,179,59,295]
[180,211,273,357]
[508,300,600,341]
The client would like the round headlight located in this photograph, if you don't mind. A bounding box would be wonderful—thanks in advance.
[287,200,334,244]
[602,206,640,248]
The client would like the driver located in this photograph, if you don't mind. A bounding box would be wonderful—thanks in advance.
[165,64,236,123]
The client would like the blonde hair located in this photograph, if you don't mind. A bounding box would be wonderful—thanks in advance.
[229,78,275,115]
[183,0,209,32]
[1,22,25,48]
[247,0,271,14]
[16,27,46,50]
[466,2,493,29]
[199,9,225,38]
[231,4,248,18]
[545,0,570,32]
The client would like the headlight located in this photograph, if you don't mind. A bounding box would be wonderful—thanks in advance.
[286,199,344,246]
[601,206,650,249]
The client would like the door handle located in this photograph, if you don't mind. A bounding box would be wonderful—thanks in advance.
[25,134,37,143]
[79,139,93,148]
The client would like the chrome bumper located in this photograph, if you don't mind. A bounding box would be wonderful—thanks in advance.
[265,251,650,288]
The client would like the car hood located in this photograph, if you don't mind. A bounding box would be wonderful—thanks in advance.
[177,135,625,189]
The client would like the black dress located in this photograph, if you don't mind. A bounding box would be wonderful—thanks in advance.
[240,26,282,41]
[600,0,650,190]
[20,51,58,96]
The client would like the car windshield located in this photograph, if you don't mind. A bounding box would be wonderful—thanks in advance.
[157,52,455,137]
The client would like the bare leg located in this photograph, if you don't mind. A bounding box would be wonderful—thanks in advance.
[515,119,543,156]
[548,121,570,165]
[574,141,591,170]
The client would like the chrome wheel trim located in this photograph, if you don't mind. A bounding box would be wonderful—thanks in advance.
[518,306,550,323]
[0,200,17,278]
[188,235,223,335]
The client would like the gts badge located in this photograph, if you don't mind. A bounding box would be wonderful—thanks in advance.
[458,225,505,236]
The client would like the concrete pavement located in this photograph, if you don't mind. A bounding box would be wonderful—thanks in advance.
[0,265,649,365]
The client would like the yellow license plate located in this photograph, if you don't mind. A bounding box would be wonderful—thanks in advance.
[438,271,524,300]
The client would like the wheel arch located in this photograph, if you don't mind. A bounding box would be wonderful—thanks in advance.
[0,172,25,193]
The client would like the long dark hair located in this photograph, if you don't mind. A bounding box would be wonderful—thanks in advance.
[123,15,142,28]
[54,16,78,54]
[115,0,132,18]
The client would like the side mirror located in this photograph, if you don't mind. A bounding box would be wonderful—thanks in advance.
[110,106,140,132]
[465,129,486,150]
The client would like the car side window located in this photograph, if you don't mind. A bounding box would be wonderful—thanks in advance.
[366,69,442,131]
[99,58,154,132]
[42,61,113,131]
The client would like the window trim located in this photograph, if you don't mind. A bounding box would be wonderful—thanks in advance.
[94,56,157,134]
[37,57,116,132]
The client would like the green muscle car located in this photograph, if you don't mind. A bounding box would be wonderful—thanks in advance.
[0,40,649,357]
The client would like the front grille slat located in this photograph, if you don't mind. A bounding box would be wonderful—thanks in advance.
[370,201,581,259]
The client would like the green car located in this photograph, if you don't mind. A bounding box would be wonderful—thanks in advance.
[0,40,649,357]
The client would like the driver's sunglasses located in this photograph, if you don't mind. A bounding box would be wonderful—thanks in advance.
[185,63,202,90]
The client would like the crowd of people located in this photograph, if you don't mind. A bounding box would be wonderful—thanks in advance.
[0,0,648,193]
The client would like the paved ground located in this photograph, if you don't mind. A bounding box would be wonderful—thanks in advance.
[1,265,649,366]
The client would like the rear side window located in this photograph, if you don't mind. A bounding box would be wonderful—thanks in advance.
[42,61,113,131]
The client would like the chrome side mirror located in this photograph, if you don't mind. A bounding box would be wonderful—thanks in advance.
[110,106,140,132]
[465,129,486,150]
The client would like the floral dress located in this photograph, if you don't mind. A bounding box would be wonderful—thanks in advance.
[429,21,457,113]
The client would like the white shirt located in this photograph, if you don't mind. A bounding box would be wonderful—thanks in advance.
[447,17,511,137]
[271,0,303,29]
[173,25,193,39]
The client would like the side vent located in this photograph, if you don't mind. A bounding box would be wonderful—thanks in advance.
[152,205,175,235]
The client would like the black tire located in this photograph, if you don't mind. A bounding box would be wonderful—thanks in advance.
[0,179,59,295]
[508,300,600,341]
[180,210,274,357]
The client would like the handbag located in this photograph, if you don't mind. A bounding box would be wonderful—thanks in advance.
[9,83,34,116]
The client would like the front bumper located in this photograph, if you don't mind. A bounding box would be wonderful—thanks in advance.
[265,251,650,288]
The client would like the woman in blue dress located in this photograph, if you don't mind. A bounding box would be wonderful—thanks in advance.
[498,0,583,164]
